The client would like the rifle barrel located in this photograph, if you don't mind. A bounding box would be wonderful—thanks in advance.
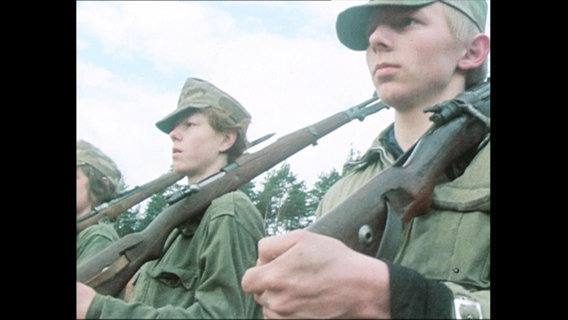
[77,95,388,296]
[76,133,276,234]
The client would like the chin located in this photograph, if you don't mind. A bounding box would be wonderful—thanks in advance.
[172,165,186,174]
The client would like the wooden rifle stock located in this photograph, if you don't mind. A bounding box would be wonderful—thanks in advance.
[307,79,490,258]
[77,95,389,296]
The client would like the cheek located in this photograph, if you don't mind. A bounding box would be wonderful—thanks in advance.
[421,34,463,66]
[184,135,208,155]
[76,183,89,205]
[178,135,216,164]
[412,42,459,80]
[191,130,221,152]
[77,183,87,194]
[365,50,373,72]
[77,180,86,195]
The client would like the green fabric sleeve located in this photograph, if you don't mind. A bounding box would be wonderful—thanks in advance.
[87,293,161,319]
[77,222,119,266]
[90,191,263,319]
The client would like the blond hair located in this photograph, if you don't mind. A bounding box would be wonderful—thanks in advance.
[442,4,489,88]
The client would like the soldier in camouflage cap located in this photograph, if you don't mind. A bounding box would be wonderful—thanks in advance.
[77,139,123,193]
[156,77,251,135]
[76,140,123,271]
[156,77,252,165]
[77,78,264,319]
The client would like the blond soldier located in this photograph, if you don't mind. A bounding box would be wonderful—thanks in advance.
[242,1,490,318]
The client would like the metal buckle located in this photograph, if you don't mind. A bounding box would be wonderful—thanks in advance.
[454,295,483,319]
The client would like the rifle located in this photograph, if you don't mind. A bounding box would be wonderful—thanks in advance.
[77,95,390,296]
[76,172,184,234]
[76,133,276,234]
[306,79,490,259]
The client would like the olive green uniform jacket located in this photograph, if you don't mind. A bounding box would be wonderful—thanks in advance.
[86,190,265,319]
[315,124,490,319]
[77,217,120,266]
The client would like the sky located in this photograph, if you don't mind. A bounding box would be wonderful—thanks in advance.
[77,1,490,191]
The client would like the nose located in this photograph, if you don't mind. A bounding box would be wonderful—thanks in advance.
[169,125,181,141]
[367,24,392,53]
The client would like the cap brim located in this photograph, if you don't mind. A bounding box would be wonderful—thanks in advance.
[156,106,195,134]
[336,0,435,51]
[336,5,375,51]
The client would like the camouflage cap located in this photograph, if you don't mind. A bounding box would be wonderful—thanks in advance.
[336,0,488,51]
[156,77,251,134]
[77,140,122,189]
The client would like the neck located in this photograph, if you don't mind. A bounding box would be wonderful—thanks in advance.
[392,78,466,151]
[393,109,433,152]
[77,206,93,219]
[184,157,229,184]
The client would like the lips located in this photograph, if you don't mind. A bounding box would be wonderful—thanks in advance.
[374,63,399,78]
[375,63,398,71]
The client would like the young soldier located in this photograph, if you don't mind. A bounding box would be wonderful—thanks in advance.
[76,140,124,266]
[241,1,490,318]
[77,78,265,318]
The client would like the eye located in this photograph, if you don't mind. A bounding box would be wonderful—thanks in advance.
[393,17,417,30]
[182,120,196,129]
[174,116,194,129]
[403,18,417,27]
[366,15,417,37]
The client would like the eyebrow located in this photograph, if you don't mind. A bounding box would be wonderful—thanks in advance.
[366,5,426,35]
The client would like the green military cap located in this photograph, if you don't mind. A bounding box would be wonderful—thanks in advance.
[77,140,122,190]
[336,0,488,51]
[156,77,251,134]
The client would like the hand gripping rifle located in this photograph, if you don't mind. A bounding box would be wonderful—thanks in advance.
[306,78,490,260]
[77,95,389,296]
[76,133,276,235]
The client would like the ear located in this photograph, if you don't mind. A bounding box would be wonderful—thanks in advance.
[218,131,237,153]
[101,176,111,187]
[458,34,490,70]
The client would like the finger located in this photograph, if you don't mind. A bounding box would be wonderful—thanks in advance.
[263,305,295,319]
[257,229,305,264]
[241,263,269,294]
[242,230,307,294]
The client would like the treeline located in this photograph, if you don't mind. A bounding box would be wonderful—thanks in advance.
[114,152,359,237]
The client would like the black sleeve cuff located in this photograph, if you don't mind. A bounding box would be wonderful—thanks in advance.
[386,261,454,319]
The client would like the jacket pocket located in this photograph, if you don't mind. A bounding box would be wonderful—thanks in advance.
[432,184,490,212]
[148,266,198,290]
[431,144,490,213]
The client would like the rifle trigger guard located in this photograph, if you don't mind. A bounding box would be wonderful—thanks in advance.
[376,202,403,261]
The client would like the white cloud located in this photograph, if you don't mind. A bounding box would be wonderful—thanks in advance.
[77,0,489,191]
[77,1,388,190]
